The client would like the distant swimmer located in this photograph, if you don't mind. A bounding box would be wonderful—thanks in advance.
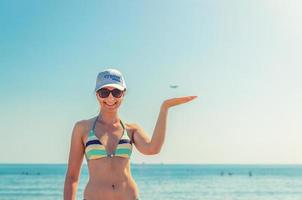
[21,171,40,175]
[249,171,252,177]
[228,172,233,176]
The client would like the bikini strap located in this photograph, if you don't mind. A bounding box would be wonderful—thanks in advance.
[120,120,133,144]
[92,116,99,131]
[120,119,125,130]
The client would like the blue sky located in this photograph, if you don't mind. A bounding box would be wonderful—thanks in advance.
[0,0,301,164]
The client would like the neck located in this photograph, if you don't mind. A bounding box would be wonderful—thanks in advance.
[98,110,120,125]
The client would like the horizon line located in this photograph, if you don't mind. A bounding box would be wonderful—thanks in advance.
[1,162,302,165]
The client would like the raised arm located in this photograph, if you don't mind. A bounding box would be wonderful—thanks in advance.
[126,95,197,155]
[64,121,85,200]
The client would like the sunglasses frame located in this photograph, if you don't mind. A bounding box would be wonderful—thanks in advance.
[97,88,124,98]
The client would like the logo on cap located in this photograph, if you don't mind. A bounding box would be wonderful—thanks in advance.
[104,74,121,82]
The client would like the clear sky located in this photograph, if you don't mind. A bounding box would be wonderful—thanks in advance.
[0,0,301,164]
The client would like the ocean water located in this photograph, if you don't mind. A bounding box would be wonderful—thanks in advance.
[0,164,302,200]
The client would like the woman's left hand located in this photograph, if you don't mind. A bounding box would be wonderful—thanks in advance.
[162,96,198,109]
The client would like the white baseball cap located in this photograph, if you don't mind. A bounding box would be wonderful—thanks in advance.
[95,68,127,92]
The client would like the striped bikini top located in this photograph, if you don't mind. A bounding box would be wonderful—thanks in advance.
[85,116,133,161]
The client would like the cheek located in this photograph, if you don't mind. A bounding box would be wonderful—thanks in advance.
[115,98,124,106]
[96,95,104,104]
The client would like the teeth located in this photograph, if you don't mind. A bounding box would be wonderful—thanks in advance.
[105,102,116,106]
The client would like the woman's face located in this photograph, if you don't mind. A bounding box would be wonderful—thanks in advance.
[96,86,126,111]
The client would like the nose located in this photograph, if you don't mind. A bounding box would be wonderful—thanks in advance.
[107,92,116,101]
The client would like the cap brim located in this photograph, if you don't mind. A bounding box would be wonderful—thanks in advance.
[95,84,125,91]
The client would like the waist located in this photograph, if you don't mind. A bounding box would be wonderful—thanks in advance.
[88,172,131,184]
[84,177,139,200]
[87,175,136,187]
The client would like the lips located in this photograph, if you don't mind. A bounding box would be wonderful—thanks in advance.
[104,102,117,106]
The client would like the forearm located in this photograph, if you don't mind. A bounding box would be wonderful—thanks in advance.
[64,176,79,200]
[150,104,169,153]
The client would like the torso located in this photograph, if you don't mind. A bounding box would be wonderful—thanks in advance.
[80,117,139,200]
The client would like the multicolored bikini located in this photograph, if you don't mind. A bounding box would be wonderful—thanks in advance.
[83,116,139,200]
[85,116,133,160]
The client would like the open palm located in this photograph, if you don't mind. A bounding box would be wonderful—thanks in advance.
[162,96,198,109]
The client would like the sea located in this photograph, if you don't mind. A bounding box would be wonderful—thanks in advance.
[0,164,302,200]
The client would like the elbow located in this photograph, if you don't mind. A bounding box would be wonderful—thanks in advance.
[148,146,161,155]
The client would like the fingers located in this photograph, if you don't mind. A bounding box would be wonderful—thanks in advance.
[174,96,197,100]
[188,96,198,100]
[178,96,198,102]
[170,96,198,106]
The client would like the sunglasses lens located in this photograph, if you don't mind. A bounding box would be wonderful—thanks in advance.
[98,88,110,98]
[112,89,123,98]
[98,88,123,98]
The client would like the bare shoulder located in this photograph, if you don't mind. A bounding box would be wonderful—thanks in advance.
[124,122,141,133]
[124,122,145,138]
[123,122,151,152]
[124,122,141,129]
[123,122,139,141]
[73,117,96,137]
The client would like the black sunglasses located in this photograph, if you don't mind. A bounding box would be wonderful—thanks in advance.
[97,88,124,98]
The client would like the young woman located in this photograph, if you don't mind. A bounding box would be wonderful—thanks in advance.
[63,69,197,200]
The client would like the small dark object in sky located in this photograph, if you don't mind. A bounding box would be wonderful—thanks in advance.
[169,85,179,89]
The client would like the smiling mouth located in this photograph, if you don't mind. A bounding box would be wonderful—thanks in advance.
[104,102,117,106]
